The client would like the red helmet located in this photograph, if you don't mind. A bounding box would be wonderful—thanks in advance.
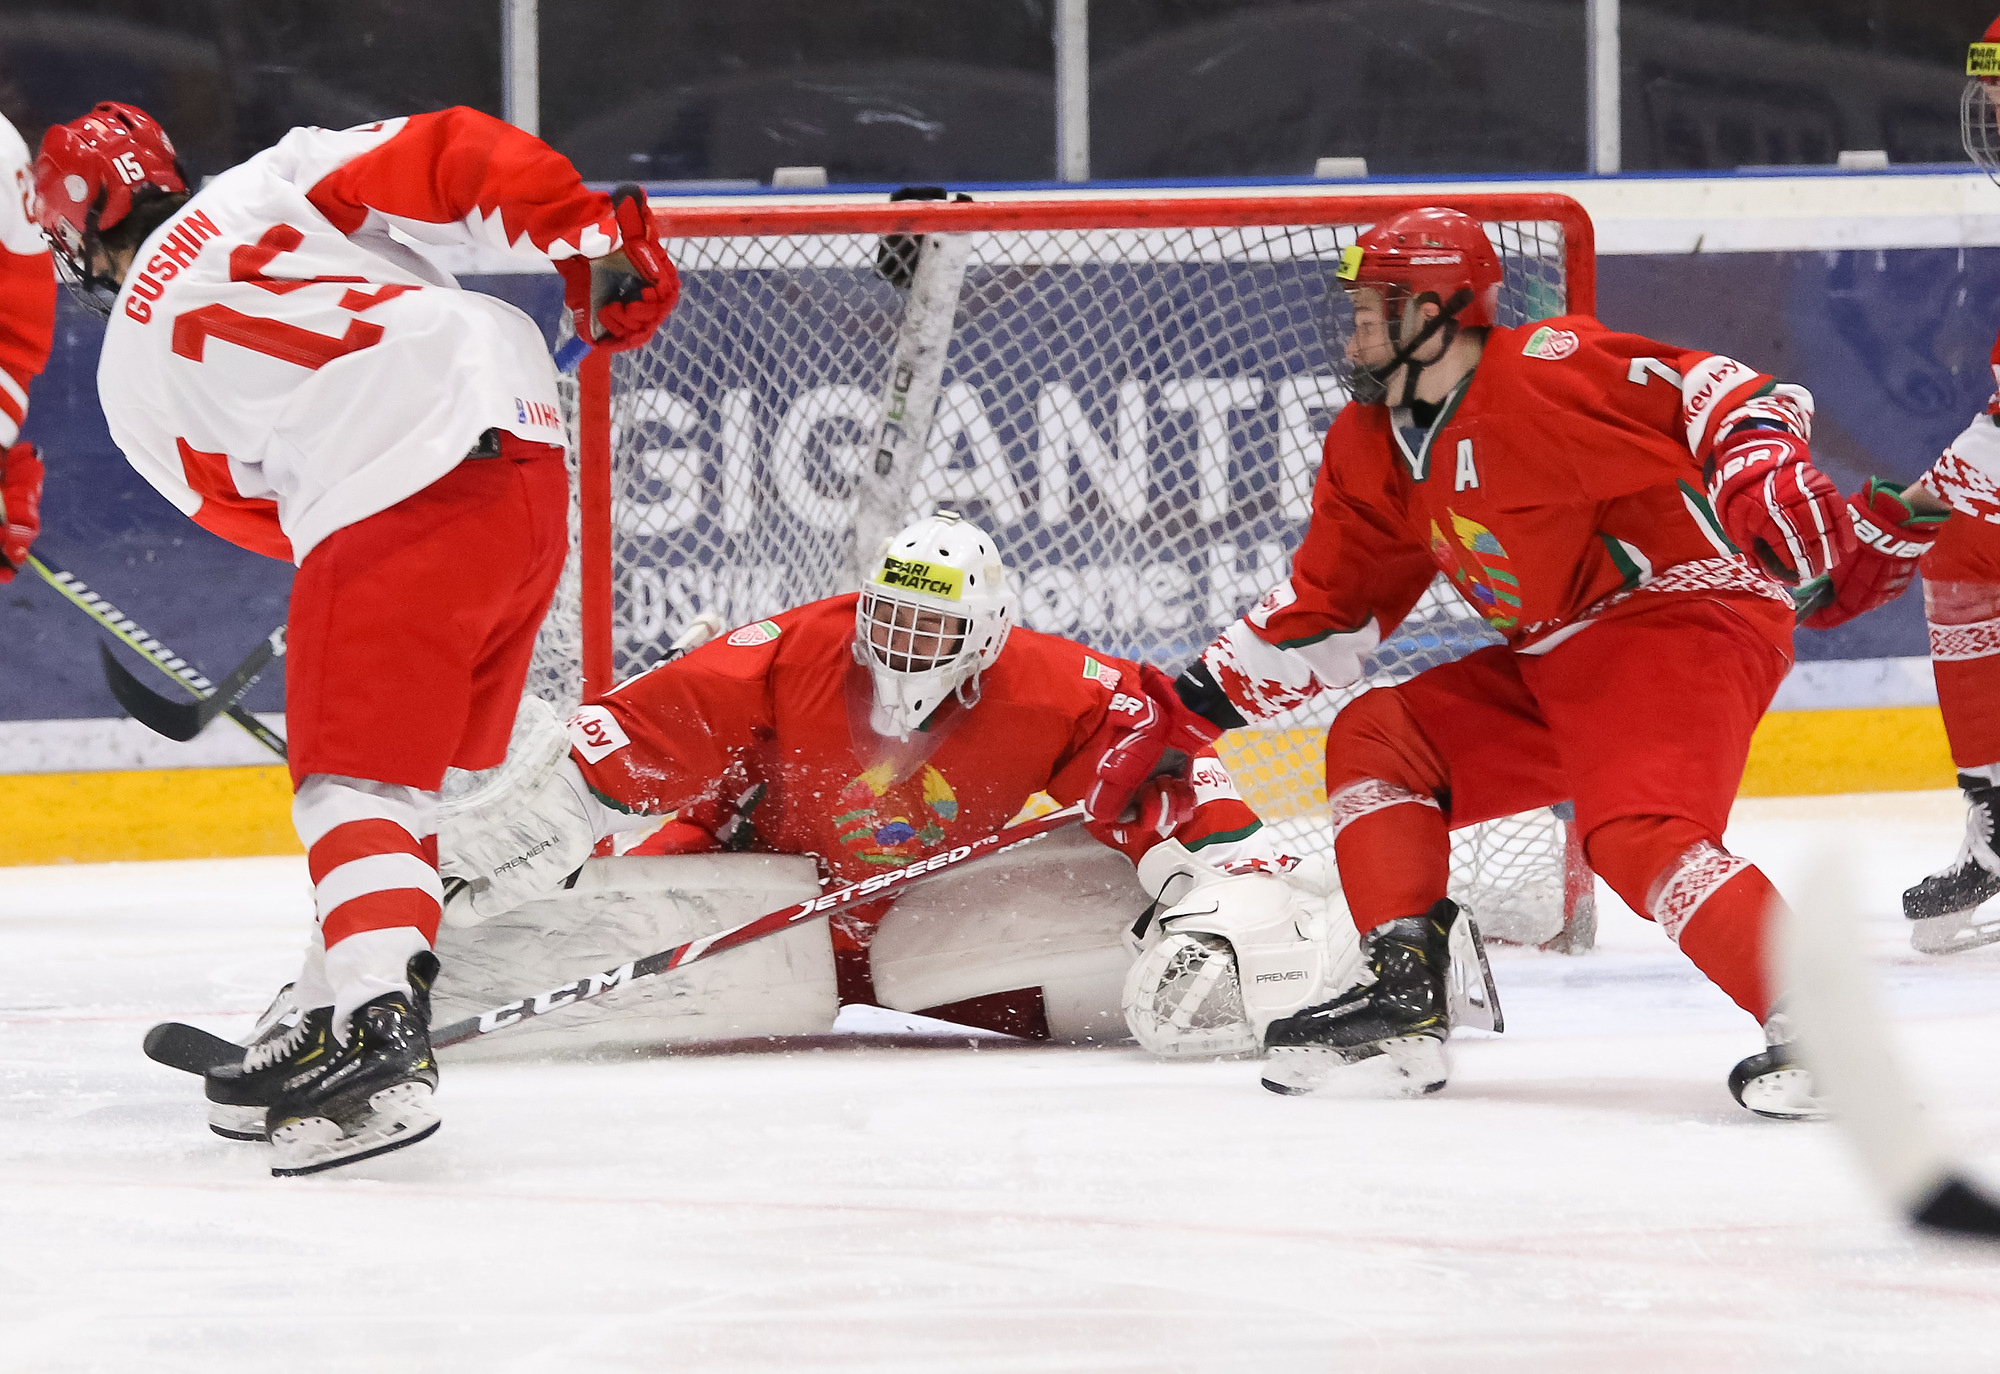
[1332,206,1502,405]
[30,102,188,317]
[1964,16,2000,179]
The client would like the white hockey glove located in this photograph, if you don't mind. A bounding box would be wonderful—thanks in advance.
[1121,839,1362,1059]
[436,697,622,927]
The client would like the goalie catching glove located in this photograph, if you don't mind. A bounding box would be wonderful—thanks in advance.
[1120,839,1362,1058]
[557,183,680,355]
[1796,479,1949,630]
[436,697,644,925]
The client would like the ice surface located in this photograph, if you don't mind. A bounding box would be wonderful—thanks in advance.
[4,792,2000,1373]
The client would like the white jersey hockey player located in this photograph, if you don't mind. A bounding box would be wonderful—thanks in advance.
[30,101,678,1175]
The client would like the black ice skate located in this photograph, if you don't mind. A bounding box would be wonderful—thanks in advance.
[1904,773,2000,954]
[203,982,320,1141]
[1728,1009,1825,1121]
[263,953,441,1177]
[1260,899,1458,1097]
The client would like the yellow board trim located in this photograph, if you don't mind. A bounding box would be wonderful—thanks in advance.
[0,707,1962,866]
[2,766,300,866]
[1212,705,1957,824]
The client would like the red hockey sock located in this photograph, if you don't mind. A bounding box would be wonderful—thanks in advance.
[1586,813,1776,1020]
[1672,867,1780,1021]
[1332,791,1451,935]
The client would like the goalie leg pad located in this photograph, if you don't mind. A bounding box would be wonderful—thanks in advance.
[869,828,1140,1043]
[429,851,834,1058]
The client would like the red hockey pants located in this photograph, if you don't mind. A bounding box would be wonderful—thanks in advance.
[1323,594,1793,1020]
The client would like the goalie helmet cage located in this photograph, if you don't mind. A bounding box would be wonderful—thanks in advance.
[543,190,1599,948]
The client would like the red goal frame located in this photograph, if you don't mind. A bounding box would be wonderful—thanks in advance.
[572,192,1596,695]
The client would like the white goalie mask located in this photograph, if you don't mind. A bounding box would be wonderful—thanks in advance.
[854,510,1018,739]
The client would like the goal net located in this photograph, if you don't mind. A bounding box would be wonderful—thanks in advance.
[539,191,1599,950]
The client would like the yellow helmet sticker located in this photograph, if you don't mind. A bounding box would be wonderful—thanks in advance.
[873,555,965,600]
[1336,244,1365,281]
[1972,43,2000,76]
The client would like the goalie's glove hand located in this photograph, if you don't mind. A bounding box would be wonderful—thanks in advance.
[1707,427,1855,585]
[1799,479,1948,630]
[0,442,44,584]
[558,184,681,355]
[1083,664,1223,827]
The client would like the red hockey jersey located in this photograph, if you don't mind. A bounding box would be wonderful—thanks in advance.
[0,112,55,447]
[1202,316,1798,721]
[570,596,1271,881]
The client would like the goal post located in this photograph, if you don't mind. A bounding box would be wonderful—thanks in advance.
[553,189,1599,948]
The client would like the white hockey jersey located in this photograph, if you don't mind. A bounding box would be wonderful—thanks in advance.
[96,108,622,562]
[0,111,56,447]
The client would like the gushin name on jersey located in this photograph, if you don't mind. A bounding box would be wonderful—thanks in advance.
[121,208,221,323]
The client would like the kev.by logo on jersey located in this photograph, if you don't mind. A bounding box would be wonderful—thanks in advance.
[566,705,630,763]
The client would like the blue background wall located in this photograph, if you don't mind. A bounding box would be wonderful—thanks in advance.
[8,247,1992,722]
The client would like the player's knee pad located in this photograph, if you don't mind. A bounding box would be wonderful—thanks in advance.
[429,851,834,1058]
[868,828,1140,1043]
[1121,838,1362,1058]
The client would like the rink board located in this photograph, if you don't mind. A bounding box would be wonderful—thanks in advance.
[0,706,1957,865]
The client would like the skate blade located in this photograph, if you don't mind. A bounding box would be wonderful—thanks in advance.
[1737,1066,1827,1122]
[1910,909,2000,956]
[207,1102,268,1143]
[270,1082,439,1178]
[1260,1037,1445,1098]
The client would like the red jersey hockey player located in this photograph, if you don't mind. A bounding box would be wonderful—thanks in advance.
[1171,206,1856,1117]
[0,111,57,582]
[435,511,1362,1053]
[30,102,677,1175]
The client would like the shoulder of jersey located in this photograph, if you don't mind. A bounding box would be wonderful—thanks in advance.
[986,625,1129,704]
[715,595,853,654]
[0,111,27,167]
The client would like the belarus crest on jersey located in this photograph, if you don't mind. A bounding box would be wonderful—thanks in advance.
[1430,510,1521,630]
[726,619,783,647]
[834,761,960,864]
[1521,326,1579,361]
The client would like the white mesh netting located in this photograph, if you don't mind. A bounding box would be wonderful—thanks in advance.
[534,199,1593,946]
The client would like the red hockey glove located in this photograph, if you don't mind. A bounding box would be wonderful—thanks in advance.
[1105,776,1199,847]
[1707,427,1855,585]
[0,442,44,584]
[558,184,681,355]
[1083,665,1224,826]
[1799,479,1948,630]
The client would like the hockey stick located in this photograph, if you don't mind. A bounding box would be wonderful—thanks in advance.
[142,804,1087,1073]
[97,624,284,743]
[27,555,287,759]
[1774,854,2000,1238]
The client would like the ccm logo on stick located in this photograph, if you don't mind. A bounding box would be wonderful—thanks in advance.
[477,962,636,1033]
